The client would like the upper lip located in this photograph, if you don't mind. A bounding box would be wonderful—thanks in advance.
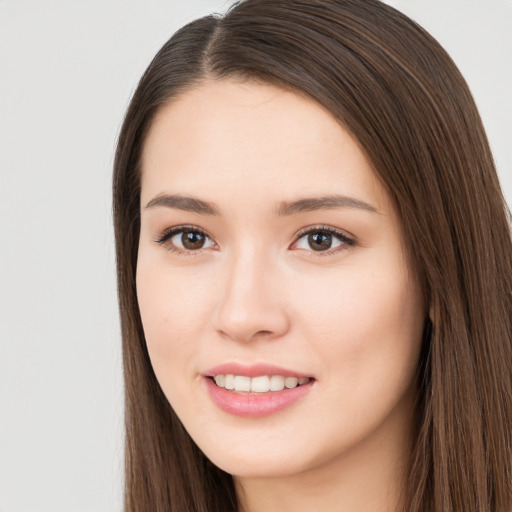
[204,362,313,379]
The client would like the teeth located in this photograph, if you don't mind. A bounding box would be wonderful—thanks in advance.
[251,376,270,392]
[224,374,235,390]
[285,376,298,388]
[269,375,285,391]
[214,375,225,387]
[233,375,251,392]
[213,374,311,393]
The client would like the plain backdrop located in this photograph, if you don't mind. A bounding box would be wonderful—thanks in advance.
[0,1,510,511]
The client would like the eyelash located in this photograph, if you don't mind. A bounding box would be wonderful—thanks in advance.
[154,225,215,258]
[154,224,356,257]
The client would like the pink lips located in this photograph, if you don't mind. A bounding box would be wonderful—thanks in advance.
[203,363,315,418]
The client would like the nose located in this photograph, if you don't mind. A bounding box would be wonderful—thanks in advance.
[214,247,290,344]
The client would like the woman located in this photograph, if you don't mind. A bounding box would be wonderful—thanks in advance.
[113,0,512,511]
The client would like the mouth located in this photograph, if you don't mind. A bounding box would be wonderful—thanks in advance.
[203,365,316,417]
[210,374,313,394]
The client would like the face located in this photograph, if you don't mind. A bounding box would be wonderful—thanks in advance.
[136,79,425,479]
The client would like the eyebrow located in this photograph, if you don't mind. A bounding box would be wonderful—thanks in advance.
[145,194,221,215]
[145,193,379,216]
[275,195,379,216]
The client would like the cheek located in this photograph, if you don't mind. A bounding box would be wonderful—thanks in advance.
[282,261,424,457]
[290,259,424,385]
[135,258,213,378]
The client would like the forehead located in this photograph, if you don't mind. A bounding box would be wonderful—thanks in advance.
[140,78,390,214]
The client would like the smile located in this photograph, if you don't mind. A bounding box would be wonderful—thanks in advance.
[213,374,311,393]
[205,375,315,418]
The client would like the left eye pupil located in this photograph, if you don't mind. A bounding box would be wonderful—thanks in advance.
[182,231,205,250]
[308,232,332,251]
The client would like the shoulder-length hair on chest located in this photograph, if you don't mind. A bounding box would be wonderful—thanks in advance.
[113,1,512,511]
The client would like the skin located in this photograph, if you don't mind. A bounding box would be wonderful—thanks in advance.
[136,79,426,512]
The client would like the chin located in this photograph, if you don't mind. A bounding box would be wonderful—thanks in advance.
[213,457,306,479]
[198,438,318,479]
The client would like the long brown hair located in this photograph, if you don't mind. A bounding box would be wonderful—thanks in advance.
[113,1,512,510]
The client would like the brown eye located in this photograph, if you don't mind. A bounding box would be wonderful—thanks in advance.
[181,230,206,250]
[292,226,355,254]
[308,231,334,251]
[156,226,216,253]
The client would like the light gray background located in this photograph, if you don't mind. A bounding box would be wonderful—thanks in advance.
[0,1,510,511]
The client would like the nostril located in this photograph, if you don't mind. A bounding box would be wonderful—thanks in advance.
[255,330,273,337]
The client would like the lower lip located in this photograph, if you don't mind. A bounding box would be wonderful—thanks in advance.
[204,377,314,418]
